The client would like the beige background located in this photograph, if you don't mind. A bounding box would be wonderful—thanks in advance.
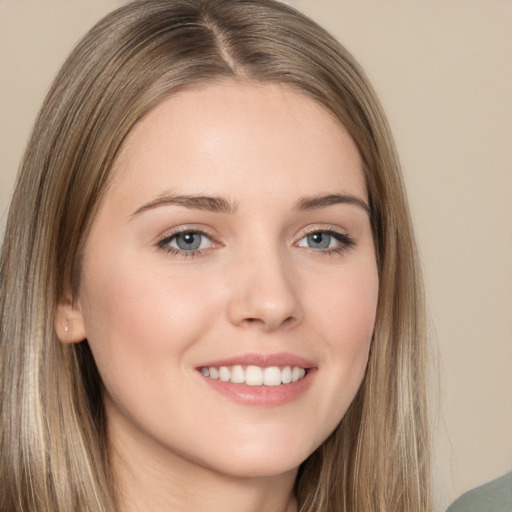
[1,1,511,510]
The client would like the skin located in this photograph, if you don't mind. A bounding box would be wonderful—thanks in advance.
[57,81,379,512]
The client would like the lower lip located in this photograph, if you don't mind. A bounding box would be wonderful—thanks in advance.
[200,369,316,406]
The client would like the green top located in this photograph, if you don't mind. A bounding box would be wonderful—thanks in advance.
[447,471,512,512]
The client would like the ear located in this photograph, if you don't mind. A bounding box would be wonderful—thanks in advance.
[54,286,87,344]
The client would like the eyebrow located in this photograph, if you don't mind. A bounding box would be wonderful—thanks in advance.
[131,194,238,217]
[293,193,371,215]
[131,192,370,218]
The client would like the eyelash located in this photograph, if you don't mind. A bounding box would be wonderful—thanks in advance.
[156,227,356,259]
[297,227,356,255]
[157,228,216,259]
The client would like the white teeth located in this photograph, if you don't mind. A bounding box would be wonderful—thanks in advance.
[292,366,304,382]
[230,365,245,383]
[281,366,292,384]
[245,366,263,386]
[200,364,308,386]
[263,366,281,386]
[219,366,230,381]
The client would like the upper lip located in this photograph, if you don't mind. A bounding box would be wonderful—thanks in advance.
[197,352,316,369]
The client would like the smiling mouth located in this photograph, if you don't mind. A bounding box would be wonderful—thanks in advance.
[199,365,308,386]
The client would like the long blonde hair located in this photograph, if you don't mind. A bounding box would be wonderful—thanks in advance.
[0,1,431,510]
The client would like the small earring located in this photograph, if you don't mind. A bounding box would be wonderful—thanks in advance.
[64,321,69,333]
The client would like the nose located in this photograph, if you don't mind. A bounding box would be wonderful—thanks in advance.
[226,247,303,332]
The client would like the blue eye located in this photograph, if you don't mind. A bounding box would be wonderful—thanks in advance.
[158,230,213,254]
[305,232,333,249]
[174,232,203,250]
[297,230,355,253]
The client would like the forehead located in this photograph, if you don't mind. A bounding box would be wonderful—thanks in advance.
[108,80,366,207]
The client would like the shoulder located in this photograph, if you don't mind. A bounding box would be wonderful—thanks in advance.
[447,470,512,512]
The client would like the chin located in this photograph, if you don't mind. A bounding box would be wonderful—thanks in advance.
[197,438,318,479]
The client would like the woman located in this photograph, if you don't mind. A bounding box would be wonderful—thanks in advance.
[0,0,431,510]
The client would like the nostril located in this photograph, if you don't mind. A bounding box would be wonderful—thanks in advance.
[241,315,297,330]
[243,317,263,325]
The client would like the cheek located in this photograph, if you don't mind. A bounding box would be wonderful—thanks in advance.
[308,259,378,388]
[77,251,218,388]
[311,258,378,340]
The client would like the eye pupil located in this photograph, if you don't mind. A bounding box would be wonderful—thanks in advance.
[307,232,331,249]
[176,232,201,250]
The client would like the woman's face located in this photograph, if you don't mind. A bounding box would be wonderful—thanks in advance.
[68,81,378,479]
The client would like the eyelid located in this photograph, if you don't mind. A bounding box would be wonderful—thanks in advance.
[156,226,220,258]
[297,224,352,239]
[155,223,355,259]
[157,224,217,242]
[295,225,356,252]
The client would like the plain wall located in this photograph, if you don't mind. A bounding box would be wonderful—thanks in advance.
[1,1,511,510]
